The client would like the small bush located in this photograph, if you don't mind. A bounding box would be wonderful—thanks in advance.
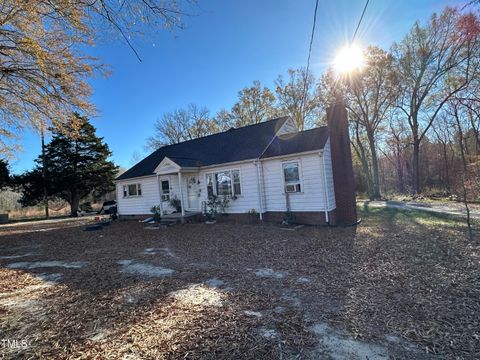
[169,196,182,213]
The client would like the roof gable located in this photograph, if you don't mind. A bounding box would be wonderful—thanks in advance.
[154,157,182,175]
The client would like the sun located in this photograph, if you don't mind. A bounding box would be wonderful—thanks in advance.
[334,45,365,73]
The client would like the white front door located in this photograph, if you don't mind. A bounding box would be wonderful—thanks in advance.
[186,175,199,210]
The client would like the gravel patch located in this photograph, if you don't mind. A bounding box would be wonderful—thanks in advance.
[259,328,277,339]
[254,268,288,278]
[116,259,174,277]
[0,252,36,260]
[142,247,175,257]
[244,310,263,318]
[6,261,86,269]
[204,278,225,288]
[312,323,388,360]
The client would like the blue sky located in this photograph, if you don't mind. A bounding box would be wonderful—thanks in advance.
[11,0,462,174]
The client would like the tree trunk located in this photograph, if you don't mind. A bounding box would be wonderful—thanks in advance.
[367,132,381,199]
[353,125,374,199]
[70,191,80,217]
[454,108,473,240]
[412,138,421,195]
[41,124,49,218]
[441,141,450,192]
[396,146,405,193]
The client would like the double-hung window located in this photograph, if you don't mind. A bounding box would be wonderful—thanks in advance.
[206,169,241,198]
[161,180,170,201]
[123,183,142,197]
[283,161,301,193]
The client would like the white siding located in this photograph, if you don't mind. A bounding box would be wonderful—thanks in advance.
[262,153,330,212]
[116,142,336,215]
[197,162,261,214]
[116,176,160,215]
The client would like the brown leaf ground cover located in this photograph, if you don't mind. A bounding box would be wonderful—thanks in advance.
[0,206,478,359]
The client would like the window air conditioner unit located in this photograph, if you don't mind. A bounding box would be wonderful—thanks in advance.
[285,184,297,193]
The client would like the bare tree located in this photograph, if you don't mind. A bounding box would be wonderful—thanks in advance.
[448,99,476,239]
[431,115,455,191]
[344,46,396,199]
[317,47,396,199]
[391,8,480,194]
[146,103,217,149]
[275,68,320,130]
[213,108,236,131]
[231,80,276,127]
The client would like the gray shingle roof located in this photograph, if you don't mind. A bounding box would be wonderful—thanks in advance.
[260,126,329,159]
[116,117,329,181]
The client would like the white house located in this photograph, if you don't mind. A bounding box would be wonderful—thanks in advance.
[116,103,357,225]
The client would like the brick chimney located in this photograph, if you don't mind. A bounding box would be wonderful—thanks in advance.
[327,98,357,225]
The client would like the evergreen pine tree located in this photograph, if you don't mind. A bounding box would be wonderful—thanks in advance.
[17,115,118,216]
[0,160,10,190]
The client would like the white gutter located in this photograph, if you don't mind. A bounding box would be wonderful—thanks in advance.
[253,118,293,220]
[321,149,330,223]
[254,160,264,220]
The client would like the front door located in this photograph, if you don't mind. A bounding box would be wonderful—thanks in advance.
[186,175,199,210]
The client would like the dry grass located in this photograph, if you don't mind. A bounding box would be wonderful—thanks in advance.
[0,208,478,359]
[6,207,70,220]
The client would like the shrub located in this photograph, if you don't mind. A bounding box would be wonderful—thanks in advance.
[169,196,182,213]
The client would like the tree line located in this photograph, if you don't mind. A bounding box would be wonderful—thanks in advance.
[147,7,480,205]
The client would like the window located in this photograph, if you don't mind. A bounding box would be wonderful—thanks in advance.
[216,171,232,196]
[206,174,214,198]
[232,170,241,195]
[123,183,142,197]
[206,169,241,198]
[283,162,301,193]
[161,180,170,201]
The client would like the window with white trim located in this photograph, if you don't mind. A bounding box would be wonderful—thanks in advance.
[161,180,170,201]
[283,162,301,193]
[206,169,241,198]
[123,183,142,197]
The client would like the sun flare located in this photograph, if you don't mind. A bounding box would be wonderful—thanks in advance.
[334,45,365,73]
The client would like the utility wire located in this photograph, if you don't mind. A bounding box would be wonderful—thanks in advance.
[351,0,370,45]
[305,0,319,79]
[300,0,319,129]
[301,0,369,121]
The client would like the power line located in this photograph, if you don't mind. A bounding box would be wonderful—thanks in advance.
[300,0,319,129]
[305,0,319,78]
[351,0,370,45]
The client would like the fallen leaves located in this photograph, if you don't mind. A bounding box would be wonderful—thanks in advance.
[0,210,478,359]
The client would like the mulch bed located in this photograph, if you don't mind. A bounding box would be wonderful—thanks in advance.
[0,211,478,359]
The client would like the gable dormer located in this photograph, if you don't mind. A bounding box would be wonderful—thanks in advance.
[276,117,298,137]
[154,157,181,175]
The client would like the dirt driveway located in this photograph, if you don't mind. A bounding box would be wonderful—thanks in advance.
[358,200,480,219]
[0,210,478,359]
